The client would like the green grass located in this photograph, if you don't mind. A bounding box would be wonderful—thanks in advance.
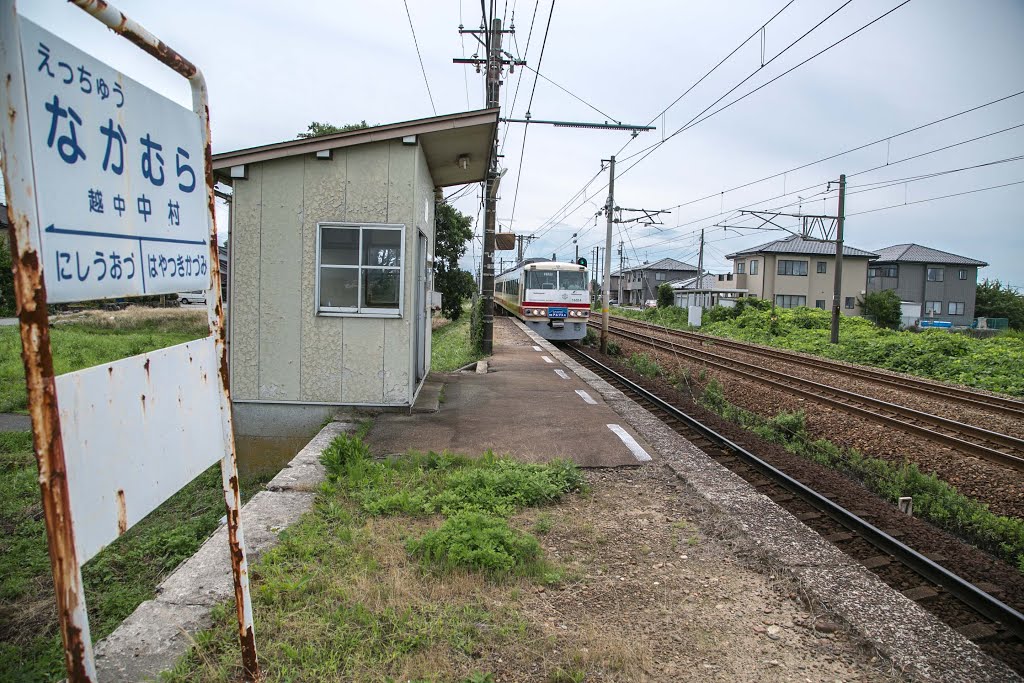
[0,432,271,683]
[613,303,1024,396]
[162,438,584,681]
[0,320,207,413]
[699,379,1024,572]
[431,316,486,372]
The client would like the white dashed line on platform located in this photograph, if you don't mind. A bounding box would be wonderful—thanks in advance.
[575,389,598,405]
[542,356,554,363]
[554,369,569,379]
[607,424,652,462]
[532,345,542,351]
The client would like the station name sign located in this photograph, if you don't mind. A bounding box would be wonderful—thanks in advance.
[19,17,209,303]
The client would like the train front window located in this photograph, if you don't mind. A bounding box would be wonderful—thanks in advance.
[559,271,587,290]
[527,271,558,289]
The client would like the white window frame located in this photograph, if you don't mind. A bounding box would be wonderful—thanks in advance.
[315,222,406,318]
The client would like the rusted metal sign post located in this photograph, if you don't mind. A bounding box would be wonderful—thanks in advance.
[0,1,259,680]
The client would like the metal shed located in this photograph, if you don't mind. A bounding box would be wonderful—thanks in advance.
[212,109,497,428]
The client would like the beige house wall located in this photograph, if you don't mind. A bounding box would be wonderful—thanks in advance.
[229,139,434,406]
[732,253,870,315]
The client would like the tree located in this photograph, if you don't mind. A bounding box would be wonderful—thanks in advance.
[434,202,475,320]
[976,279,1024,330]
[657,283,673,308]
[296,120,369,139]
[859,289,902,328]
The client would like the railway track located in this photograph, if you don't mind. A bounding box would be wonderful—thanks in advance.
[603,314,1024,418]
[602,320,1024,473]
[565,344,1024,670]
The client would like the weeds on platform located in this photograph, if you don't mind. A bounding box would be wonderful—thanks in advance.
[699,379,1024,572]
[164,438,586,681]
[433,309,486,372]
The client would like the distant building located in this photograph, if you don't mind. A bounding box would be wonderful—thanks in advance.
[866,243,987,326]
[615,257,698,306]
[725,235,878,314]
[671,273,747,309]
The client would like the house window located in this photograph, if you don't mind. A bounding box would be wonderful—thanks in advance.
[958,269,968,280]
[925,301,942,314]
[736,261,745,274]
[927,267,944,282]
[775,294,806,308]
[845,297,855,309]
[817,261,827,274]
[655,272,666,281]
[815,300,826,309]
[868,265,897,278]
[777,260,808,276]
[749,260,758,275]
[948,301,965,315]
[317,223,404,315]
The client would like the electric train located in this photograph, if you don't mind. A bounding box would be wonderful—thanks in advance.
[494,258,590,341]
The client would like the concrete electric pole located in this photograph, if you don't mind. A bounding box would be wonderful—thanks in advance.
[830,174,846,345]
[600,156,615,354]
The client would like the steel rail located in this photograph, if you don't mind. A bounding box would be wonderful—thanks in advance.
[564,345,1024,640]
[607,314,1024,418]
[606,323,1024,472]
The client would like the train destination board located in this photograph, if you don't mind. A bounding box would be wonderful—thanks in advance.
[18,16,209,303]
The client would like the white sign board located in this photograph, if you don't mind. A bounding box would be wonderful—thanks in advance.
[18,17,210,303]
[56,338,225,564]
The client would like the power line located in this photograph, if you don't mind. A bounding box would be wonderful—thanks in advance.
[616,0,913,181]
[614,0,797,158]
[532,0,895,243]
[522,65,620,122]
[847,178,1024,217]
[402,0,437,116]
[507,0,556,235]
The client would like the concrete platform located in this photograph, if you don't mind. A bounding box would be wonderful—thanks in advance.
[366,318,653,467]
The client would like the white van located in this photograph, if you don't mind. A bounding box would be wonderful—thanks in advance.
[176,291,207,305]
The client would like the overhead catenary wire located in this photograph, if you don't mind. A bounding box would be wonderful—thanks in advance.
[533,0,903,244]
[402,0,437,116]
[507,0,556,235]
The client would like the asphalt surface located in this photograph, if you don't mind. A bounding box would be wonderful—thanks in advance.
[365,318,654,467]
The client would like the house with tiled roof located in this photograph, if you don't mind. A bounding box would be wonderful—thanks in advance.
[614,257,698,306]
[866,243,988,326]
[725,234,879,315]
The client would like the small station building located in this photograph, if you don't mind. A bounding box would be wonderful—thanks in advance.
[212,109,498,429]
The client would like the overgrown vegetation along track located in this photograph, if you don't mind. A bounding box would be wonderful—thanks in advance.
[603,319,1024,473]
[565,344,1024,673]
[605,314,1024,418]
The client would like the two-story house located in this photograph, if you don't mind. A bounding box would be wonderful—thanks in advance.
[614,257,698,306]
[725,235,878,314]
[866,243,987,326]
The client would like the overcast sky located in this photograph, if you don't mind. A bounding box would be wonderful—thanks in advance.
[19,0,1024,287]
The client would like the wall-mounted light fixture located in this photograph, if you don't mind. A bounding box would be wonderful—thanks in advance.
[457,154,470,170]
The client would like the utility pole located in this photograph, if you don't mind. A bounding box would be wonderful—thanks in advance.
[696,228,705,308]
[617,240,624,306]
[600,156,615,354]
[479,15,503,354]
[830,174,846,344]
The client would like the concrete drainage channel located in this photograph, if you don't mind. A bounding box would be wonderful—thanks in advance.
[93,420,356,681]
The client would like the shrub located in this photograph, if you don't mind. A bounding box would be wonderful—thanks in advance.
[627,352,661,378]
[407,510,540,574]
[657,283,674,308]
[860,289,902,328]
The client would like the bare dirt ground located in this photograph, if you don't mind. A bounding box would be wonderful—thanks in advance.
[489,465,903,682]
